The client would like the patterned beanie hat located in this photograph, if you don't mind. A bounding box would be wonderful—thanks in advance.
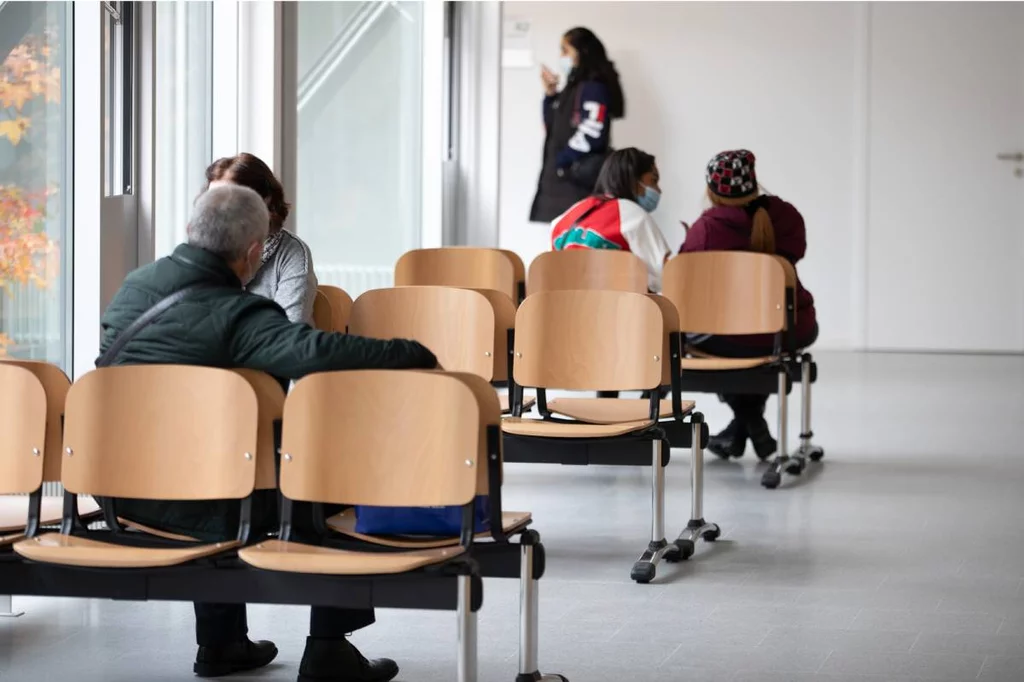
[706,150,758,199]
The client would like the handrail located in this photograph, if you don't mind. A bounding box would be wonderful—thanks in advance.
[297,0,409,113]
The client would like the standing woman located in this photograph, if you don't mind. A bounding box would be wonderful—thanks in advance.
[204,153,318,324]
[529,27,625,223]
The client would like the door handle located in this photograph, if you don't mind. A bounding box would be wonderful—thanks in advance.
[997,152,1024,162]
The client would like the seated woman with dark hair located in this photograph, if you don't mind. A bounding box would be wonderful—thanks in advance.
[204,153,318,325]
[550,147,671,292]
[680,149,818,461]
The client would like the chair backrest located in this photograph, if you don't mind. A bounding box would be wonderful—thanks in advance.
[0,363,47,495]
[61,366,258,500]
[662,252,786,335]
[513,290,663,391]
[232,369,285,490]
[312,289,333,331]
[350,286,495,380]
[497,249,527,304]
[394,248,517,302]
[646,295,679,386]
[772,255,798,326]
[468,288,517,382]
[527,250,648,296]
[317,285,353,332]
[0,360,71,485]
[280,370,484,506]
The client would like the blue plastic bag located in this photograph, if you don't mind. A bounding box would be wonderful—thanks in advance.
[355,497,491,536]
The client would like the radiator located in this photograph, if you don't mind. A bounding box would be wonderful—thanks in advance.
[0,282,61,360]
[315,264,393,299]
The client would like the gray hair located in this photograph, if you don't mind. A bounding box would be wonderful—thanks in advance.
[188,184,269,259]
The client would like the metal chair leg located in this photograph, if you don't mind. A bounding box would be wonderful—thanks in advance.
[516,541,568,682]
[630,439,671,583]
[672,413,721,555]
[762,367,790,489]
[794,354,824,464]
[457,574,478,682]
[0,594,23,617]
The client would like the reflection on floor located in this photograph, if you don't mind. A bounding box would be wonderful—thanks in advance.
[3,351,1024,681]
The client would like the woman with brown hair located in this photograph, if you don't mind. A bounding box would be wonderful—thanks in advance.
[204,153,318,324]
[680,149,818,461]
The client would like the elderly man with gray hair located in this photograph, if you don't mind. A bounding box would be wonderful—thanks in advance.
[98,184,429,682]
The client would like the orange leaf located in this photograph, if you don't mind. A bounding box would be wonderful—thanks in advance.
[0,119,29,145]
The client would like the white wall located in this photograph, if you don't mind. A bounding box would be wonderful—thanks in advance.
[499,1,865,350]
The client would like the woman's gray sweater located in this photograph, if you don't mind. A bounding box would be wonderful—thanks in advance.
[246,230,318,324]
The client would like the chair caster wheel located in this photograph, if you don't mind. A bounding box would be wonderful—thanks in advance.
[631,561,656,584]
[666,540,694,563]
[808,446,825,461]
[761,469,782,489]
[785,459,805,475]
[702,526,721,542]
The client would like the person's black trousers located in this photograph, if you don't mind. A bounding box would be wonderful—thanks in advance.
[194,603,376,647]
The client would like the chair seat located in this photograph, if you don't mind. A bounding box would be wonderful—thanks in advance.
[0,495,101,534]
[546,398,693,425]
[680,356,776,371]
[13,533,239,568]
[118,518,200,543]
[498,393,536,414]
[501,417,654,438]
[239,539,464,575]
[326,508,532,549]
[1,532,23,548]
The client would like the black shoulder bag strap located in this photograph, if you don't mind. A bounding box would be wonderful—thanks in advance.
[96,283,206,368]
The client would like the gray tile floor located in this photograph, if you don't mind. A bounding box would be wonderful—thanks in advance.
[3,351,1024,681]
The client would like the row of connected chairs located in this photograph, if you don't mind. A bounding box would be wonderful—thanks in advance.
[395,246,825,489]
[0,361,566,682]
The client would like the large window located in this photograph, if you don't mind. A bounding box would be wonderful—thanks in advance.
[154,1,213,258]
[0,2,70,368]
[296,1,424,296]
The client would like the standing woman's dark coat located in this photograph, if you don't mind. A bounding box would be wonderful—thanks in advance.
[530,29,625,223]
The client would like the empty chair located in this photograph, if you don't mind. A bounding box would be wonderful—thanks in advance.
[348,286,533,413]
[663,251,800,489]
[317,284,354,332]
[14,365,261,568]
[504,290,713,583]
[526,249,648,296]
[395,247,517,303]
[239,371,495,682]
[0,361,99,545]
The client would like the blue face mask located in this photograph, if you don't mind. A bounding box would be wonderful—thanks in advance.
[637,184,661,213]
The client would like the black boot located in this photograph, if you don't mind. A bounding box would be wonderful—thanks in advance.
[736,395,776,461]
[707,419,747,459]
[194,638,278,677]
[298,637,399,682]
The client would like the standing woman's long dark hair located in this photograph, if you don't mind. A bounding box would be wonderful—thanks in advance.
[562,27,625,119]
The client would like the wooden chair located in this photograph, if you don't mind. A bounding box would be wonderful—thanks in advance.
[312,289,333,331]
[0,361,100,547]
[317,284,353,332]
[663,251,799,489]
[498,249,527,304]
[14,366,260,568]
[526,249,648,296]
[503,290,702,583]
[395,247,517,303]
[239,371,490,682]
[349,286,533,414]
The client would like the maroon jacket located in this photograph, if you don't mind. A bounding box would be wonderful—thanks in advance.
[680,196,816,346]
